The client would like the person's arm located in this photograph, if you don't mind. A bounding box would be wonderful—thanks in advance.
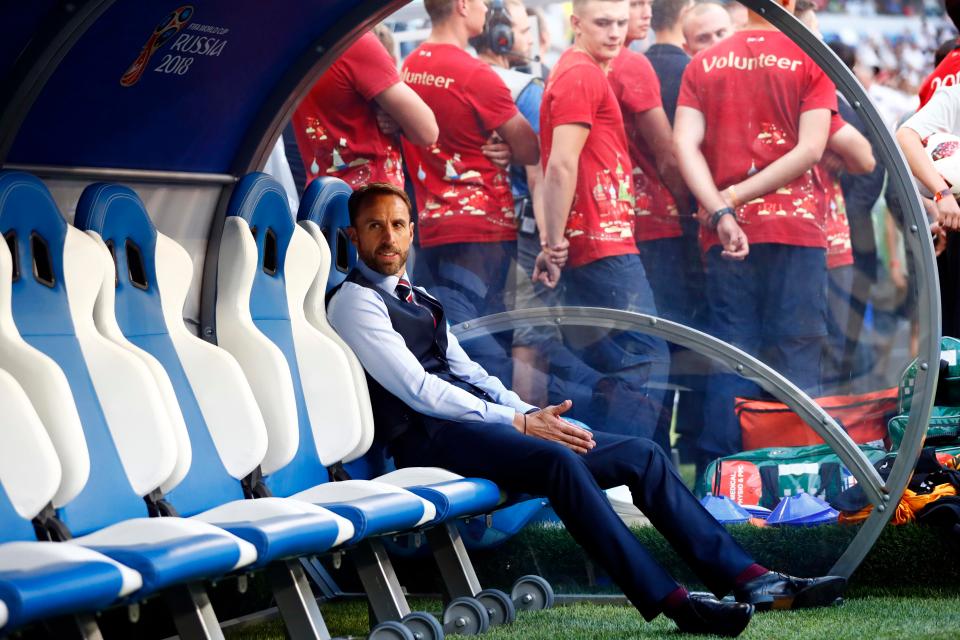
[725,108,832,205]
[827,123,876,175]
[328,283,516,425]
[495,113,539,167]
[635,106,689,208]
[373,82,440,146]
[443,327,538,414]
[534,123,589,286]
[897,124,960,229]
[673,105,748,260]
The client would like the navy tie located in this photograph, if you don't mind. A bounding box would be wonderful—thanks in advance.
[396,276,416,304]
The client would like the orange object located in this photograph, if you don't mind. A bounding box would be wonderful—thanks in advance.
[736,388,898,451]
[838,499,915,526]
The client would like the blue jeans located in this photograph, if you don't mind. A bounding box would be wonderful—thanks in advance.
[563,254,671,444]
[513,227,611,413]
[638,237,710,461]
[419,241,516,383]
[701,244,827,459]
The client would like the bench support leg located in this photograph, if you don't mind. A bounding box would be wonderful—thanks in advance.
[351,539,410,625]
[427,522,481,603]
[165,582,225,640]
[267,559,331,640]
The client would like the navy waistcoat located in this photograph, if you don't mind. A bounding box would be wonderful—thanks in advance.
[328,267,493,443]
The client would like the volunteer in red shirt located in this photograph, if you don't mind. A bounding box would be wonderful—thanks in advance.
[292,31,438,189]
[401,0,539,382]
[607,0,690,451]
[917,0,960,108]
[674,0,837,460]
[538,0,669,438]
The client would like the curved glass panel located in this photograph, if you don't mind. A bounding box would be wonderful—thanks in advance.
[287,0,940,584]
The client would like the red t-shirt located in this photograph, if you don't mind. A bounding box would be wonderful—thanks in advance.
[919,47,960,108]
[541,49,639,269]
[292,32,404,188]
[400,43,518,248]
[815,114,853,269]
[608,47,682,243]
[678,30,837,250]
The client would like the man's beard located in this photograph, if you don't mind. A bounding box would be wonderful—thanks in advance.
[360,243,408,276]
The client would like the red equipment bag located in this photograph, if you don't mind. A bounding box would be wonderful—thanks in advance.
[735,387,898,451]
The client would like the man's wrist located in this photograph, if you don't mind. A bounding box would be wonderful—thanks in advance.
[710,207,736,229]
[935,187,953,203]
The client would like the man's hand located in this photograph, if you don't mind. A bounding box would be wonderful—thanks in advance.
[482,133,512,169]
[515,400,595,454]
[375,109,400,136]
[933,223,949,256]
[936,193,960,231]
[532,249,562,289]
[542,237,570,268]
[717,214,749,260]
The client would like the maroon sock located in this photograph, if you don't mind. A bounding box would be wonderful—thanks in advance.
[660,586,690,618]
[734,563,769,586]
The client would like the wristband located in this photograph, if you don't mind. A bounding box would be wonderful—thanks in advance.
[710,207,736,229]
[935,188,953,203]
[523,413,527,435]
[725,185,741,208]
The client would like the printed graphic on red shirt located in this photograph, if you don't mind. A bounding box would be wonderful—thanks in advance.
[541,49,639,269]
[609,47,682,243]
[292,32,404,188]
[920,48,960,108]
[400,43,519,248]
[678,30,837,250]
[816,114,852,269]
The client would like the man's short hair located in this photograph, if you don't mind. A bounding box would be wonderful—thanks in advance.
[425,0,456,24]
[651,0,693,32]
[827,41,855,71]
[935,37,960,66]
[347,182,413,227]
[684,1,724,26]
[572,0,627,13]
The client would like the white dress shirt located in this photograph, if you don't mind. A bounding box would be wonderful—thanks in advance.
[328,261,538,426]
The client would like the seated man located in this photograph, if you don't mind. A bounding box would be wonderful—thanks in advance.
[327,182,847,637]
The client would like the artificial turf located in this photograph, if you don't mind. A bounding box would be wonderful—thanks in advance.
[224,592,960,639]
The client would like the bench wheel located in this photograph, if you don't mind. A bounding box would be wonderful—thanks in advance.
[477,588,516,626]
[442,596,490,635]
[369,620,415,640]
[511,574,555,611]
[402,611,445,640]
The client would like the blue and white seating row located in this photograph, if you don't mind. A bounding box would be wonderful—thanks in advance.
[0,171,270,639]
[214,173,548,624]
[74,179,506,636]
[0,171,433,639]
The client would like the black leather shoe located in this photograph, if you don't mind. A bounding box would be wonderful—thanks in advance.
[734,571,847,611]
[669,594,754,637]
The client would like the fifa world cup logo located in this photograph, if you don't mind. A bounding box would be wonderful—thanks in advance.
[120,5,194,87]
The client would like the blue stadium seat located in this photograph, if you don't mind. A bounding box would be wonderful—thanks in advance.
[0,171,258,630]
[0,367,142,633]
[0,230,141,632]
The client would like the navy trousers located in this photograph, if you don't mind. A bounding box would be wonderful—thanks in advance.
[391,423,755,620]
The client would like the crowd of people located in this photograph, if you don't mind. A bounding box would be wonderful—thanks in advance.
[276,0,960,474]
